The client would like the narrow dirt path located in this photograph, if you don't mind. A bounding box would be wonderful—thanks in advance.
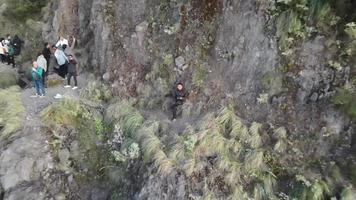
[0,63,87,200]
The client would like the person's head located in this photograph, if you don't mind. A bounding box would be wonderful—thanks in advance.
[37,52,43,57]
[176,83,184,91]
[33,61,38,68]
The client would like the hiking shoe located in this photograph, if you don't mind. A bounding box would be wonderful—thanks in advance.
[39,95,45,98]
[64,85,71,88]
[54,94,63,99]
[72,86,78,90]
[30,94,39,98]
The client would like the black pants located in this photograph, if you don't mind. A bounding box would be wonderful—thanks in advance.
[0,54,6,63]
[42,70,48,87]
[7,55,15,67]
[58,63,68,78]
[67,72,77,86]
[171,102,183,120]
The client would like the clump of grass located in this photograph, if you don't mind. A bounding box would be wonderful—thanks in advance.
[0,86,25,137]
[340,187,355,200]
[81,81,112,103]
[276,10,304,51]
[273,127,288,153]
[0,71,18,89]
[331,88,356,119]
[248,122,262,149]
[41,98,90,126]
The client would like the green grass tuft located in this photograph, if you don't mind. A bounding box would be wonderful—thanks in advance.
[0,86,25,137]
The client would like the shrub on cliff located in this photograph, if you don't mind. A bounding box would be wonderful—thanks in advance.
[4,0,49,20]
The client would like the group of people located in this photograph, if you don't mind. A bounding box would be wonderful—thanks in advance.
[31,36,78,98]
[29,35,187,121]
[0,34,23,67]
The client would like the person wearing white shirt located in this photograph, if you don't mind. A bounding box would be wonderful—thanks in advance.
[4,34,11,46]
[37,53,48,87]
[0,39,5,63]
[55,36,69,50]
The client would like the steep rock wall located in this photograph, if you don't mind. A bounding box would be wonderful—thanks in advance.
[43,0,355,198]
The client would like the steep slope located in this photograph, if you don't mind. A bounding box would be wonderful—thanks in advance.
[0,0,355,199]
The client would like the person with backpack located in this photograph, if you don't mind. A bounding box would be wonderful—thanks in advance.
[53,45,69,78]
[7,44,15,67]
[166,82,189,120]
[11,35,24,56]
[56,36,69,50]
[64,55,78,90]
[37,53,48,87]
[31,61,45,98]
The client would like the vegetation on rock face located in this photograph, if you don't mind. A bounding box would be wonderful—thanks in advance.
[41,98,111,183]
[0,86,25,137]
[3,0,48,21]
[0,70,18,89]
[0,0,49,63]
[104,101,355,199]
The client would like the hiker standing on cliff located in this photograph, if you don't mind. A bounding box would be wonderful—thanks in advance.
[37,53,48,87]
[7,44,15,67]
[56,36,69,51]
[42,42,51,65]
[31,61,45,98]
[166,82,189,121]
[53,45,69,78]
[11,35,24,56]
[65,55,78,90]
[0,38,6,63]
[4,34,11,46]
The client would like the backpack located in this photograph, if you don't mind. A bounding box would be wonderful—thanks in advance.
[8,46,15,56]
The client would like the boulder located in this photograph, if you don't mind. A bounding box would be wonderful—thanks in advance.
[175,56,185,68]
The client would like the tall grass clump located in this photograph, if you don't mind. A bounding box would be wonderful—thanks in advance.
[0,86,25,137]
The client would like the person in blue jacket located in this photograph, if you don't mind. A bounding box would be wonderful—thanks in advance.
[31,61,45,98]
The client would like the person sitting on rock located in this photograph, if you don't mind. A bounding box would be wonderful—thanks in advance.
[166,82,189,121]
[31,61,45,98]
[64,55,78,90]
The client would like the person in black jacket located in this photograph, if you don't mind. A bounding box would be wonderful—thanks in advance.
[11,35,24,56]
[167,82,189,120]
[64,55,78,90]
[42,42,51,64]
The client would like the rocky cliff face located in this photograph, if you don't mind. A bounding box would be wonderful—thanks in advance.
[1,0,355,199]
[46,0,353,140]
